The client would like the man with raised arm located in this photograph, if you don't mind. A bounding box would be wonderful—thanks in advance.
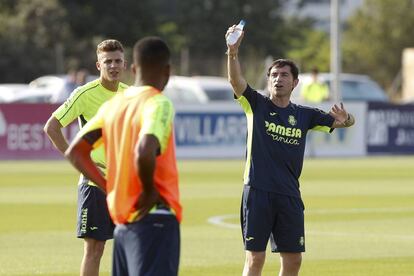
[225,24,355,276]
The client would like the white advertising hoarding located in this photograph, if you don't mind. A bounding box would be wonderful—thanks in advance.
[304,102,367,157]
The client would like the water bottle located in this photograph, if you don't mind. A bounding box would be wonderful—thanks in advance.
[226,20,246,46]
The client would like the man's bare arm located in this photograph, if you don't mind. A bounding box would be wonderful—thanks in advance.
[64,138,106,191]
[226,26,247,98]
[135,134,161,220]
[44,116,69,154]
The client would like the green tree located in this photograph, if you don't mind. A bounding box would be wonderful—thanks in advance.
[286,19,330,73]
[176,0,304,80]
[342,0,414,92]
[0,0,71,82]
[58,0,183,74]
[0,0,318,83]
[59,0,158,45]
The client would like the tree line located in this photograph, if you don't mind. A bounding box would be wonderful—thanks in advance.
[0,0,413,96]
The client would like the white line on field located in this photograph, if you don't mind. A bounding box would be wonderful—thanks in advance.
[207,214,239,229]
[307,207,414,214]
[207,207,414,230]
[306,231,414,240]
[207,214,414,240]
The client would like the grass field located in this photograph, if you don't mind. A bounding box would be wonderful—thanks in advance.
[0,157,413,275]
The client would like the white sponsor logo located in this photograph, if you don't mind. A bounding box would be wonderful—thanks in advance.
[81,208,88,234]
[0,108,79,151]
[175,115,246,145]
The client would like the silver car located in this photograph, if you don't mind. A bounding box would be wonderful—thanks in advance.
[291,73,389,103]
[163,76,235,104]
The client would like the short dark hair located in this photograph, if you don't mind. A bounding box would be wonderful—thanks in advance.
[266,59,299,80]
[311,66,319,74]
[133,37,170,70]
[96,39,124,56]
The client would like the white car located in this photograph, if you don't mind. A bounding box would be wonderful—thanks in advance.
[163,76,235,104]
[0,84,32,103]
[4,88,57,103]
[0,74,99,104]
[290,73,389,103]
[29,74,98,103]
[0,83,56,103]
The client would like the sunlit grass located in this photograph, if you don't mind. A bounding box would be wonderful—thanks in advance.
[0,157,413,275]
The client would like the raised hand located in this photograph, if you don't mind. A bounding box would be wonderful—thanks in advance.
[225,25,244,52]
[329,102,349,125]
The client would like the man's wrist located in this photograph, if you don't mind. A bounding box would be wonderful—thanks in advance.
[225,50,238,60]
[343,113,354,127]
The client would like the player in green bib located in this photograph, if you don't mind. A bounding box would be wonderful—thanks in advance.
[44,39,128,276]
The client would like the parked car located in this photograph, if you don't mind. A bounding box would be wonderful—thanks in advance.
[163,76,235,104]
[0,74,99,104]
[290,73,389,103]
[0,84,32,103]
[190,76,235,101]
[0,83,57,103]
[2,75,236,105]
[29,74,98,103]
[5,88,56,103]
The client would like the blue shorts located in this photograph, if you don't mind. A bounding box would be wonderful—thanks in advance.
[112,214,180,276]
[240,185,305,253]
[77,182,114,241]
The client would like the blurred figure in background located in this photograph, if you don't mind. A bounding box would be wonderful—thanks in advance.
[44,39,128,276]
[300,67,329,103]
[64,69,78,95]
[50,69,78,103]
[51,68,90,103]
[76,68,89,87]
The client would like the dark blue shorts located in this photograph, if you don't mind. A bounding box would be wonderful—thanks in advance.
[112,214,180,276]
[240,185,305,253]
[77,182,114,241]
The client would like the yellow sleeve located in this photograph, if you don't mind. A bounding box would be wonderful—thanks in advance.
[53,87,86,127]
[140,95,174,153]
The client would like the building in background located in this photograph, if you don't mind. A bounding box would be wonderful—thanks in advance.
[402,48,414,103]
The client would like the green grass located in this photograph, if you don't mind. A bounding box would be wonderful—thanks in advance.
[0,157,414,275]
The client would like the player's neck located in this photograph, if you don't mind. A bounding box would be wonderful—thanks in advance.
[100,78,119,92]
[135,76,164,91]
[270,94,290,108]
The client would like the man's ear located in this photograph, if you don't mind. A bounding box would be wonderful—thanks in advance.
[96,61,101,71]
[131,63,137,75]
[293,78,299,89]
